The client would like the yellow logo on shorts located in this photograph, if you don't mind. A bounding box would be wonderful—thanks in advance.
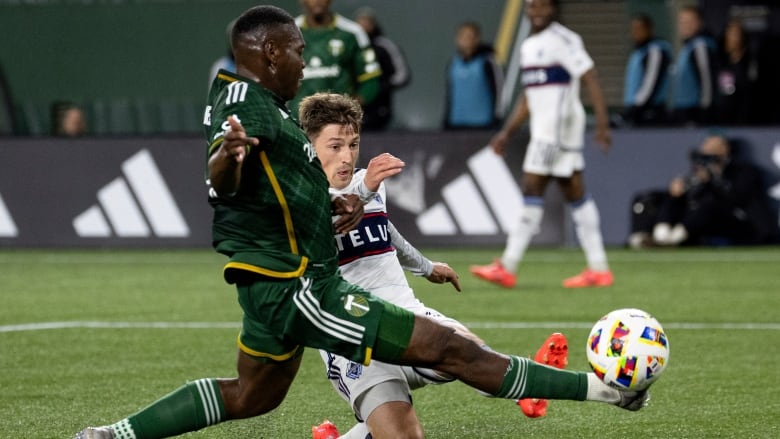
[343,294,370,317]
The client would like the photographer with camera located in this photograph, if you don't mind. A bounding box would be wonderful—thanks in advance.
[649,135,775,246]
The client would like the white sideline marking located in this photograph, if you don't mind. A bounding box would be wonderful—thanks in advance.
[1,320,779,333]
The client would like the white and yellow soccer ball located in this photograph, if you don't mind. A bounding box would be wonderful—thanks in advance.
[586,308,670,391]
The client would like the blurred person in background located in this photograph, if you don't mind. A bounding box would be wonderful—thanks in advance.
[714,18,760,125]
[470,0,614,289]
[290,0,382,117]
[622,13,671,126]
[353,7,411,131]
[208,20,237,83]
[651,135,776,246]
[669,6,717,126]
[51,101,87,137]
[443,21,504,130]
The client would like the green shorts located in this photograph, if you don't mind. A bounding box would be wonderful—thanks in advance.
[236,272,415,365]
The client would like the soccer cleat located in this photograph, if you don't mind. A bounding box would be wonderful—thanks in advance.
[518,332,569,418]
[616,389,651,411]
[469,260,517,288]
[312,419,340,439]
[73,427,115,439]
[562,269,614,288]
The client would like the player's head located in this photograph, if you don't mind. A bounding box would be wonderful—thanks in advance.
[299,93,364,189]
[699,135,730,158]
[527,0,558,33]
[231,5,305,100]
[630,14,654,45]
[300,0,333,25]
[455,21,481,59]
[677,6,703,40]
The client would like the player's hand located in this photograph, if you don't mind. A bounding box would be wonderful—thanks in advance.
[489,131,510,156]
[426,262,461,292]
[594,125,612,153]
[669,176,686,197]
[364,153,405,192]
[332,193,364,234]
[222,115,259,164]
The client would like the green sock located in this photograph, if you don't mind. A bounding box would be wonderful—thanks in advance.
[109,378,225,439]
[495,356,588,401]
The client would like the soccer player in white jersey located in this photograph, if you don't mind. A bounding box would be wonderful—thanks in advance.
[471,0,614,289]
[300,93,573,438]
[299,92,480,439]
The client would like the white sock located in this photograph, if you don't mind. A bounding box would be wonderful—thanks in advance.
[668,224,688,245]
[653,222,672,244]
[339,422,370,439]
[501,199,543,273]
[571,197,609,272]
[585,373,620,404]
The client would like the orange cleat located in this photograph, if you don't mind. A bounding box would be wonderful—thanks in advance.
[469,260,517,288]
[562,269,614,288]
[518,332,569,418]
[312,420,339,439]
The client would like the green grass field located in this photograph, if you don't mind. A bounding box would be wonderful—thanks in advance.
[2,247,779,438]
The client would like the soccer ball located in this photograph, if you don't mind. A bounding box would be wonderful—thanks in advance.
[586,308,669,391]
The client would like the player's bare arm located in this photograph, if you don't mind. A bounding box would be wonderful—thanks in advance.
[490,95,529,156]
[208,115,259,195]
[363,153,405,191]
[581,68,612,151]
[426,262,461,292]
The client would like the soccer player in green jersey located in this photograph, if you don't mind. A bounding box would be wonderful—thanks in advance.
[75,5,650,439]
[288,0,382,115]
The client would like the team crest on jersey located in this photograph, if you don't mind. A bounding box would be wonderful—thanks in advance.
[343,294,370,317]
[346,361,363,379]
[328,39,344,56]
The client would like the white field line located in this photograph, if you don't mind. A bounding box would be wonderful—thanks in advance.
[1,320,779,333]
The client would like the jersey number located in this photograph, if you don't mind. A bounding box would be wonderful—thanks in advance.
[225,81,248,105]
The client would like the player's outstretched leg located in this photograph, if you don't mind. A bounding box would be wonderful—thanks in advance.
[74,350,302,439]
[398,315,651,412]
[518,332,569,418]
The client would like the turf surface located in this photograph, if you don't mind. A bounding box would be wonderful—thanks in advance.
[1,247,778,438]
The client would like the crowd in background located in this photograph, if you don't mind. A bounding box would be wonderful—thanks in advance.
[622,5,776,127]
[1,1,778,244]
[0,3,778,136]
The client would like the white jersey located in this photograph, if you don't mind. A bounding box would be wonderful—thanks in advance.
[330,169,425,313]
[322,170,458,421]
[521,22,593,149]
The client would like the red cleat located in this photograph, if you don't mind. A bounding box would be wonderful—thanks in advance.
[312,419,339,439]
[469,260,517,288]
[562,269,614,288]
[518,332,569,418]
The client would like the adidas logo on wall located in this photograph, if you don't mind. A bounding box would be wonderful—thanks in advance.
[73,149,190,238]
[0,193,18,237]
[414,147,523,236]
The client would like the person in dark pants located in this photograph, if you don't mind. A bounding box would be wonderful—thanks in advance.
[652,135,776,246]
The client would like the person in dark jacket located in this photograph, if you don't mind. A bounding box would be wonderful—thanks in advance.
[669,6,717,125]
[622,14,671,126]
[444,21,504,130]
[354,7,411,131]
[652,135,776,246]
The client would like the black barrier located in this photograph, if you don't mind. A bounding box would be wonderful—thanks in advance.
[0,128,778,248]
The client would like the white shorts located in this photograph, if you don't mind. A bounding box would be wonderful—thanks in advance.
[522,138,584,177]
[318,307,460,421]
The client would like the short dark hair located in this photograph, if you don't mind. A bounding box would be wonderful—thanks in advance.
[458,21,481,36]
[634,13,654,30]
[298,93,363,138]
[231,5,295,48]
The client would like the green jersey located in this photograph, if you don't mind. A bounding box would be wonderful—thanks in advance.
[203,70,338,283]
[290,14,381,114]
